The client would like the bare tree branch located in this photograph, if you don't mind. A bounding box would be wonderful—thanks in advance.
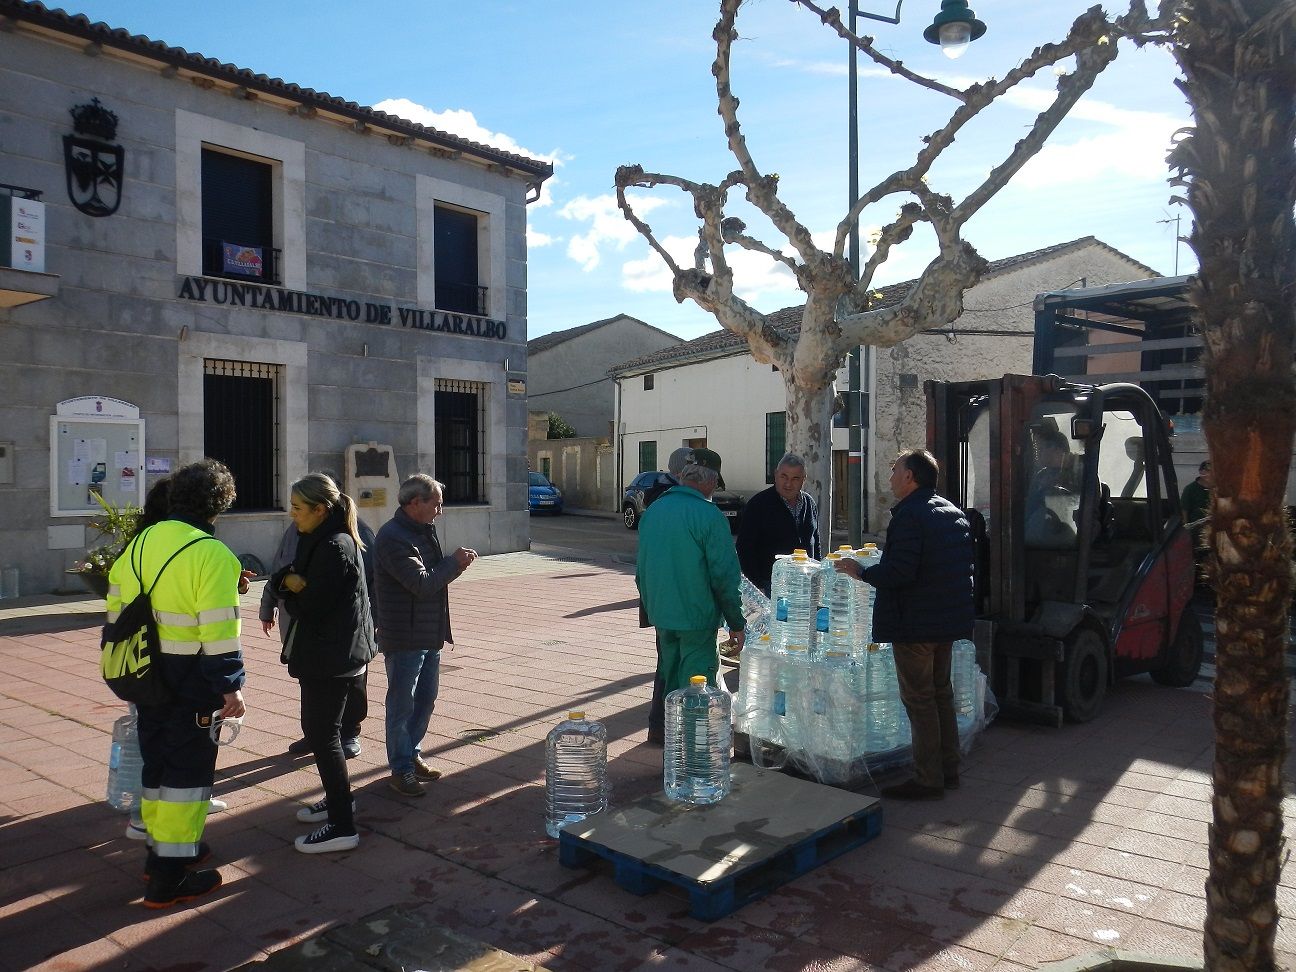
[790,0,966,100]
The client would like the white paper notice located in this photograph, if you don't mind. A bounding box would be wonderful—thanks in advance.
[68,459,87,485]
[120,467,137,493]
[90,439,107,465]
[73,439,91,462]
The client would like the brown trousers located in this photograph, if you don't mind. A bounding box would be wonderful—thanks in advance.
[893,640,960,789]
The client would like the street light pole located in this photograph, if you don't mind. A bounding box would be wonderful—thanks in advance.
[846,3,874,545]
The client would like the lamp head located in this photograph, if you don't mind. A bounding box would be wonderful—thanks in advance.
[923,0,986,59]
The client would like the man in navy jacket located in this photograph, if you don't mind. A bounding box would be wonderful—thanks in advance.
[836,449,974,800]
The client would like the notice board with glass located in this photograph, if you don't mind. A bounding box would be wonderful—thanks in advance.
[49,397,146,516]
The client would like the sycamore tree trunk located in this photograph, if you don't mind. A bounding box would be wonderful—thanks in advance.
[1168,2,1296,968]
[781,374,838,543]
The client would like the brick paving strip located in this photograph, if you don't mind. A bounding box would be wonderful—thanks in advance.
[1,544,1292,971]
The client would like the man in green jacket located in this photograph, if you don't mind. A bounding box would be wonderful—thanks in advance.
[636,459,745,693]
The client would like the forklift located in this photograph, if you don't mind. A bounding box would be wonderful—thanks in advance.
[927,374,1202,725]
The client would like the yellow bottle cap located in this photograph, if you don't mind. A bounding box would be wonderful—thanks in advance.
[792,548,807,560]
[690,675,708,685]
[568,710,585,720]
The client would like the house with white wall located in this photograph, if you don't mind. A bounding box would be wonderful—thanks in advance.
[609,237,1157,534]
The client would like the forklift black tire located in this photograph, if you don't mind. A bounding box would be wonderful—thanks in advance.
[1151,609,1204,687]
[1061,629,1108,723]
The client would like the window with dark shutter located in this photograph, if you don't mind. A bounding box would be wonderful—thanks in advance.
[201,148,280,284]
[434,205,485,315]
[765,412,786,483]
[638,441,657,474]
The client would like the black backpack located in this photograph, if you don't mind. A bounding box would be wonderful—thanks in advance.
[100,529,215,707]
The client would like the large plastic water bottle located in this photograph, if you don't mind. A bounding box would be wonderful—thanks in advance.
[860,643,904,752]
[951,639,978,733]
[738,573,772,641]
[664,676,732,805]
[106,707,143,811]
[735,633,774,739]
[815,554,856,659]
[852,545,882,650]
[770,549,819,655]
[544,711,609,837]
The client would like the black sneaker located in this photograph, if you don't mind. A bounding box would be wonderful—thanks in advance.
[341,737,362,759]
[143,868,223,909]
[388,771,425,797]
[287,737,312,755]
[294,823,359,854]
[296,797,357,823]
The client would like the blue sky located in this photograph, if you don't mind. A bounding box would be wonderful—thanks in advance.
[71,1,1193,342]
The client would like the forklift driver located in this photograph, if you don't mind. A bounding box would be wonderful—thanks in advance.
[1025,425,1078,547]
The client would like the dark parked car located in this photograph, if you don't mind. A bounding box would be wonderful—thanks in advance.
[528,471,563,514]
[621,470,744,532]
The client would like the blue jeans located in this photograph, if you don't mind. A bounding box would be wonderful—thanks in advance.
[384,650,440,775]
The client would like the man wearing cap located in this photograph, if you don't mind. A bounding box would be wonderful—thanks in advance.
[639,447,696,744]
[636,454,745,700]
[736,453,821,596]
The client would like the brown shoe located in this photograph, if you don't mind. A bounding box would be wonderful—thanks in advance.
[413,756,442,781]
[881,779,945,801]
[389,771,426,797]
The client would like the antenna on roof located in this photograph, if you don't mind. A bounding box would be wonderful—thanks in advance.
[1156,211,1184,276]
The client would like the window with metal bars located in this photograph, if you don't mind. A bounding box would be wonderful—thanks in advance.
[203,359,282,510]
[435,379,487,504]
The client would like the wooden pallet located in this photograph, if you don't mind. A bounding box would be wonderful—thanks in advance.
[557,762,882,921]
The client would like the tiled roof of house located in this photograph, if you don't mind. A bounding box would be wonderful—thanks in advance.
[607,237,1155,376]
[527,314,681,355]
[1,0,553,179]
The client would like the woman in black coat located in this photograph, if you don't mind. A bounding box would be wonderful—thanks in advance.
[274,473,376,854]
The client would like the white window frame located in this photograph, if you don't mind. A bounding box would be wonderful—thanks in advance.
[175,109,306,290]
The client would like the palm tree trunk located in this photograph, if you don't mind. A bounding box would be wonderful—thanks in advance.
[1168,2,1296,968]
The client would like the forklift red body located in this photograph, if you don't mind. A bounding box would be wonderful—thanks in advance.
[927,374,1202,725]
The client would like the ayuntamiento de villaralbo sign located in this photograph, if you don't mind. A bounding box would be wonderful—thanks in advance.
[177,276,508,340]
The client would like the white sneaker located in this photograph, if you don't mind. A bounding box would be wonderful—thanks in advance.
[125,819,148,840]
[209,798,228,813]
[294,823,359,854]
[296,797,357,823]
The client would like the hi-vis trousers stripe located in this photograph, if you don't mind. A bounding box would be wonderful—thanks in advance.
[139,784,210,858]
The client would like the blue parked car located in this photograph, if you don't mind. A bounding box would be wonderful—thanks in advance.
[528,471,563,514]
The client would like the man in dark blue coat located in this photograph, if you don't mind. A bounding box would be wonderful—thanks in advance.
[835,449,974,800]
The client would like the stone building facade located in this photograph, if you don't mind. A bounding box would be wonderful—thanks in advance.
[0,2,551,594]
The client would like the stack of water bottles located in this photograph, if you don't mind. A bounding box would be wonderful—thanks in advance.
[734,546,992,786]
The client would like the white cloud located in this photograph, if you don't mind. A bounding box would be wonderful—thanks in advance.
[557,193,668,272]
[372,98,566,207]
[621,233,801,306]
[527,227,558,249]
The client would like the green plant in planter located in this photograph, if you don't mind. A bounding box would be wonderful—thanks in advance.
[71,491,142,578]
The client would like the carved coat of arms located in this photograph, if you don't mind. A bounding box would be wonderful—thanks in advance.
[63,98,124,217]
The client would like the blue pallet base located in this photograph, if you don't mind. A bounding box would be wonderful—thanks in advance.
[557,763,883,922]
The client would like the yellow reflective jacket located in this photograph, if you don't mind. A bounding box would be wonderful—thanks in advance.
[106,519,246,706]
